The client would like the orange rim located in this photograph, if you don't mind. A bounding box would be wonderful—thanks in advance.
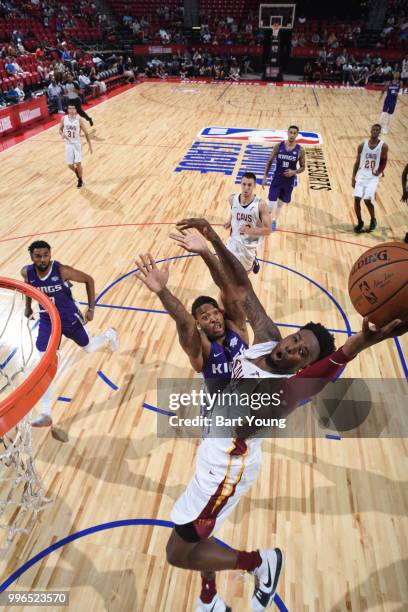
[0,277,61,436]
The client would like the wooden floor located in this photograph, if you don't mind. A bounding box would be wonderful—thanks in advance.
[0,81,407,611]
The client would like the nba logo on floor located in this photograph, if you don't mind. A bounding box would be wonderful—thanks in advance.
[199,127,323,145]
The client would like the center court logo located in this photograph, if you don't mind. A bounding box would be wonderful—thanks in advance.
[199,127,323,145]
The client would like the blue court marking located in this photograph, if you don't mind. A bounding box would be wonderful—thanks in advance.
[0,319,40,370]
[325,434,342,441]
[394,337,408,379]
[0,347,18,370]
[97,370,119,391]
[0,519,288,611]
[143,402,173,417]
[57,396,72,403]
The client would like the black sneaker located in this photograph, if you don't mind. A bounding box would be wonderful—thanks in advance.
[252,548,284,611]
[252,259,260,274]
[368,218,377,232]
[77,178,83,188]
[89,118,93,126]
[404,232,408,244]
[354,221,364,233]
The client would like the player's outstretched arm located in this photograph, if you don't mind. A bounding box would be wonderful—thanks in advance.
[169,229,248,343]
[262,143,279,187]
[402,164,408,202]
[176,219,281,343]
[134,253,207,372]
[352,143,363,187]
[59,265,96,321]
[20,266,33,318]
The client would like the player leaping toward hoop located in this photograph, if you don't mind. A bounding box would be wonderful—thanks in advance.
[261,125,305,231]
[158,217,407,612]
[352,123,388,234]
[224,172,271,275]
[21,240,119,435]
[59,103,93,189]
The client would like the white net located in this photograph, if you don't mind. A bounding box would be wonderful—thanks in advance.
[0,286,52,554]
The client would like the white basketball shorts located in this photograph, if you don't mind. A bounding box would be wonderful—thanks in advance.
[226,237,257,273]
[65,142,82,164]
[353,176,379,201]
[171,437,262,538]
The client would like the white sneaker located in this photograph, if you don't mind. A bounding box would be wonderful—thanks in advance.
[106,327,119,351]
[251,548,283,610]
[195,593,231,612]
[31,414,52,427]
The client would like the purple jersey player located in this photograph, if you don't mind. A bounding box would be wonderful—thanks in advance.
[379,71,401,134]
[133,233,249,393]
[21,240,118,435]
[261,125,306,230]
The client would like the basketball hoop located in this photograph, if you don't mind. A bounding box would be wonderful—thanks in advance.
[272,22,281,39]
[0,277,60,553]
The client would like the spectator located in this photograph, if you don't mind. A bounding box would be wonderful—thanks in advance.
[311,32,321,45]
[229,63,240,81]
[117,56,135,83]
[48,77,64,113]
[14,81,25,101]
[304,61,313,81]
[342,61,353,84]
[5,58,16,76]
[78,69,91,98]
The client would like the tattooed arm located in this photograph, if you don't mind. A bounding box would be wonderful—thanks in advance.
[169,229,248,343]
[176,219,281,343]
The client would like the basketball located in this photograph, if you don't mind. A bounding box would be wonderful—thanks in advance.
[348,242,408,327]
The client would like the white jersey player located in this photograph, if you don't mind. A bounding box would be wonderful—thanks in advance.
[225,172,271,274]
[59,103,93,189]
[352,124,388,234]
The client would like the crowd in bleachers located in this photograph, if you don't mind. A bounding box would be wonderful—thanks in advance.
[292,0,408,84]
[143,49,251,80]
[303,49,406,84]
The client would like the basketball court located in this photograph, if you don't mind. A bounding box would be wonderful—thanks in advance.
[0,78,407,611]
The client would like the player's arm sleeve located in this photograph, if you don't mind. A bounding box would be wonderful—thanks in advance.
[281,347,354,410]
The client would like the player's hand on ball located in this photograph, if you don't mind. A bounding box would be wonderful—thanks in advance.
[169,228,208,254]
[134,252,170,293]
[343,316,407,358]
